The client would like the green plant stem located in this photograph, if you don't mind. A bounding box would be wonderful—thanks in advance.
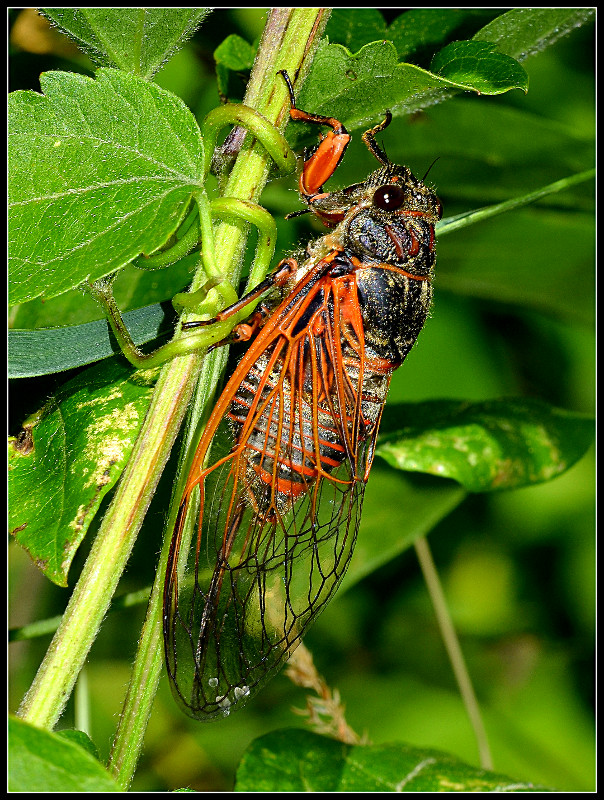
[106,8,331,789]
[106,346,228,787]
[437,168,595,237]
[413,536,493,771]
[17,355,202,729]
[74,667,90,737]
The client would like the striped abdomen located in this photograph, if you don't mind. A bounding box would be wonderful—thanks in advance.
[227,342,392,516]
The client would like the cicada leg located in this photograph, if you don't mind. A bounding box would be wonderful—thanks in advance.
[91,195,284,369]
[278,70,351,202]
[181,257,298,350]
[361,111,394,165]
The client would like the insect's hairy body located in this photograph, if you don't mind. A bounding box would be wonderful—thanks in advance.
[233,166,437,513]
[164,83,441,720]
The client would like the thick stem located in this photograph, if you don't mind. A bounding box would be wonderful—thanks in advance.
[106,8,331,788]
[17,357,202,728]
[106,347,227,787]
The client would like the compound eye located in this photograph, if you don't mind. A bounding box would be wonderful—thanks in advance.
[373,184,406,211]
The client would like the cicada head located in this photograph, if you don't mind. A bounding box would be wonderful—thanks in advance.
[332,164,441,278]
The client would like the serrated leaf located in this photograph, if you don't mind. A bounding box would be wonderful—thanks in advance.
[387,9,499,63]
[8,68,204,306]
[214,33,255,71]
[9,716,120,792]
[214,34,256,99]
[298,7,594,138]
[430,40,528,95]
[323,9,591,73]
[376,399,594,493]
[325,8,388,54]
[9,360,158,585]
[296,39,527,137]
[235,729,552,792]
[40,8,211,79]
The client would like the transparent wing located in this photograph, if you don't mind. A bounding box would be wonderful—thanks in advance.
[164,264,389,720]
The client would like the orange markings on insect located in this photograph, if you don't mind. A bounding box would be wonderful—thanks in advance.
[297,128,351,197]
[163,70,441,720]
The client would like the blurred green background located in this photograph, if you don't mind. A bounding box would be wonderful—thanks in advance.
[9,9,594,792]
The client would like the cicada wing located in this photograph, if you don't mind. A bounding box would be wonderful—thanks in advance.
[164,269,388,720]
[166,444,366,719]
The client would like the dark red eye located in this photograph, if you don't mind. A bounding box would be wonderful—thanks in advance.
[373,184,406,211]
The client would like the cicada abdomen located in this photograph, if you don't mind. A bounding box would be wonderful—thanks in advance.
[164,73,442,719]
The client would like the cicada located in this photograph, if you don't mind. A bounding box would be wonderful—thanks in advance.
[163,72,442,720]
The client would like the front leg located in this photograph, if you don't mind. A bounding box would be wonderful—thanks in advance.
[181,257,298,351]
[91,197,283,370]
[278,70,351,203]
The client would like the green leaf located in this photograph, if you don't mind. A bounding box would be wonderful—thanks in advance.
[345,467,465,592]
[298,8,595,139]
[473,7,596,61]
[9,360,157,585]
[323,9,594,73]
[9,716,120,792]
[387,9,499,62]
[235,729,552,792]
[413,100,594,204]
[439,206,594,325]
[9,304,173,378]
[376,399,594,493]
[430,40,528,95]
[214,33,255,71]
[214,34,256,99]
[8,68,204,305]
[40,7,211,79]
[296,39,526,137]
[56,729,100,760]
[9,251,198,331]
[325,8,388,54]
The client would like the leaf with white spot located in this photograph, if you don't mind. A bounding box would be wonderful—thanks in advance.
[8,359,157,586]
[376,398,594,492]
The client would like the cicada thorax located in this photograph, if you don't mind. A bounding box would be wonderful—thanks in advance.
[306,159,440,368]
[164,76,442,721]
